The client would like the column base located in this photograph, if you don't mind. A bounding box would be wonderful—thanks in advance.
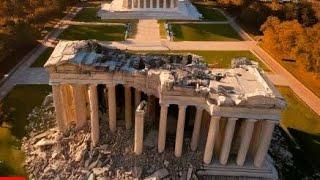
[198,155,278,180]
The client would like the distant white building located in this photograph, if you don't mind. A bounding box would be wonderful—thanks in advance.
[98,0,202,20]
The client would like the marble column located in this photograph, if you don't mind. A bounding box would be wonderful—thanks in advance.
[72,84,88,129]
[134,105,145,155]
[190,107,203,151]
[135,89,141,109]
[150,0,153,8]
[175,105,187,157]
[123,0,128,9]
[158,103,169,153]
[170,0,174,8]
[138,0,141,9]
[219,118,237,165]
[163,0,167,8]
[107,85,117,132]
[124,86,132,129]
[144,0,147,8]
[128,0,132,9]
[236,119,256,166]
[203,116,220,164]
[156,0,160,9]
[88,84,99,147]
[52,84,67,133]
[253,120,275,167]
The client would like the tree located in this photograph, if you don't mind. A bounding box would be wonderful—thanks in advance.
[240,2,271,29]
[297,2,317,27]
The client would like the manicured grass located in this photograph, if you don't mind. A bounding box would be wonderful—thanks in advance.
[278,86,320,135]
[176,50,269,71]
[73,7,101,22]
[0,85,51,176]
[281,61,320,98]
[59,25,126,41]
[134,50,268,71]
[31,48,54,67]
[171,23,242,41]
[193,4,227,21]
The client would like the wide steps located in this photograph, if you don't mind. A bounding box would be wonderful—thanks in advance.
[99,10,196,20]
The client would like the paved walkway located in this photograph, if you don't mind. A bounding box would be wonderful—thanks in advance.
[131,20,161,43]
[0,7,82,101]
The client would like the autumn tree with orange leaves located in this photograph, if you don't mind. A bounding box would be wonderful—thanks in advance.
[261,17,320,75]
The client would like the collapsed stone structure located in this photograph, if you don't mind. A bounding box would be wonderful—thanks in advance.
[45,40,285,179]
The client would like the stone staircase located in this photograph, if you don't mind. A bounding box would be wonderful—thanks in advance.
[132,20,161,42]
[98,10,196,20]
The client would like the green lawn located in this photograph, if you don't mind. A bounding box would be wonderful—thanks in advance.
[73,7,101,22]
[134,50,268,71]
[0,85,51,176]
[278,87,320,135]
[171,23,242,41]
[59,25,126,41]
[278,86,320,167]
[193,4,227,21]
[175,50,269,71]
[31,48,54,67]
[73,7,138,23]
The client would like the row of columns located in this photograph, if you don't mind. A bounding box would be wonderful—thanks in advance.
[124,0,178,9]
[156,103,276,167]
[203,117,276,167]
[52,84,276,168]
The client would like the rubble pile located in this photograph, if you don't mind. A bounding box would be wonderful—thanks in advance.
[68,40,224,89]
[23,126,202,180]
[25,94,56,137]
[23,96,202,180]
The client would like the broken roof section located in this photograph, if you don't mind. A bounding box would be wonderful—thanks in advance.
[45,40,286,109]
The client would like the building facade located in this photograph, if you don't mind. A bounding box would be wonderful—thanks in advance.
[45,41,285,179]
[98,0,202,20]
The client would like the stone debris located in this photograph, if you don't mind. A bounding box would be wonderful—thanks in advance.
[145,168,169,180]
[231,57,258,69]
[22,97,202,179]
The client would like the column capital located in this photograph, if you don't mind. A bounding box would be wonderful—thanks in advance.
[89,84,97,87]
[160,103,169,107]
[106,84,116,88]
[228,117,239,121]
[210,116,221,121]
[178,104,187,109]
[264,119,277,124]
[246,118,257,122]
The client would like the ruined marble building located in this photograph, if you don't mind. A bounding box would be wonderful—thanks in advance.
[45,40,286,179]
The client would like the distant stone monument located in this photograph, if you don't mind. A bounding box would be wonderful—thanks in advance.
[98,0,202,20]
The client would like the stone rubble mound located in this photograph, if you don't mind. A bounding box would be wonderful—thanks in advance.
[22,95,202,179]
[23,127,201,180]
